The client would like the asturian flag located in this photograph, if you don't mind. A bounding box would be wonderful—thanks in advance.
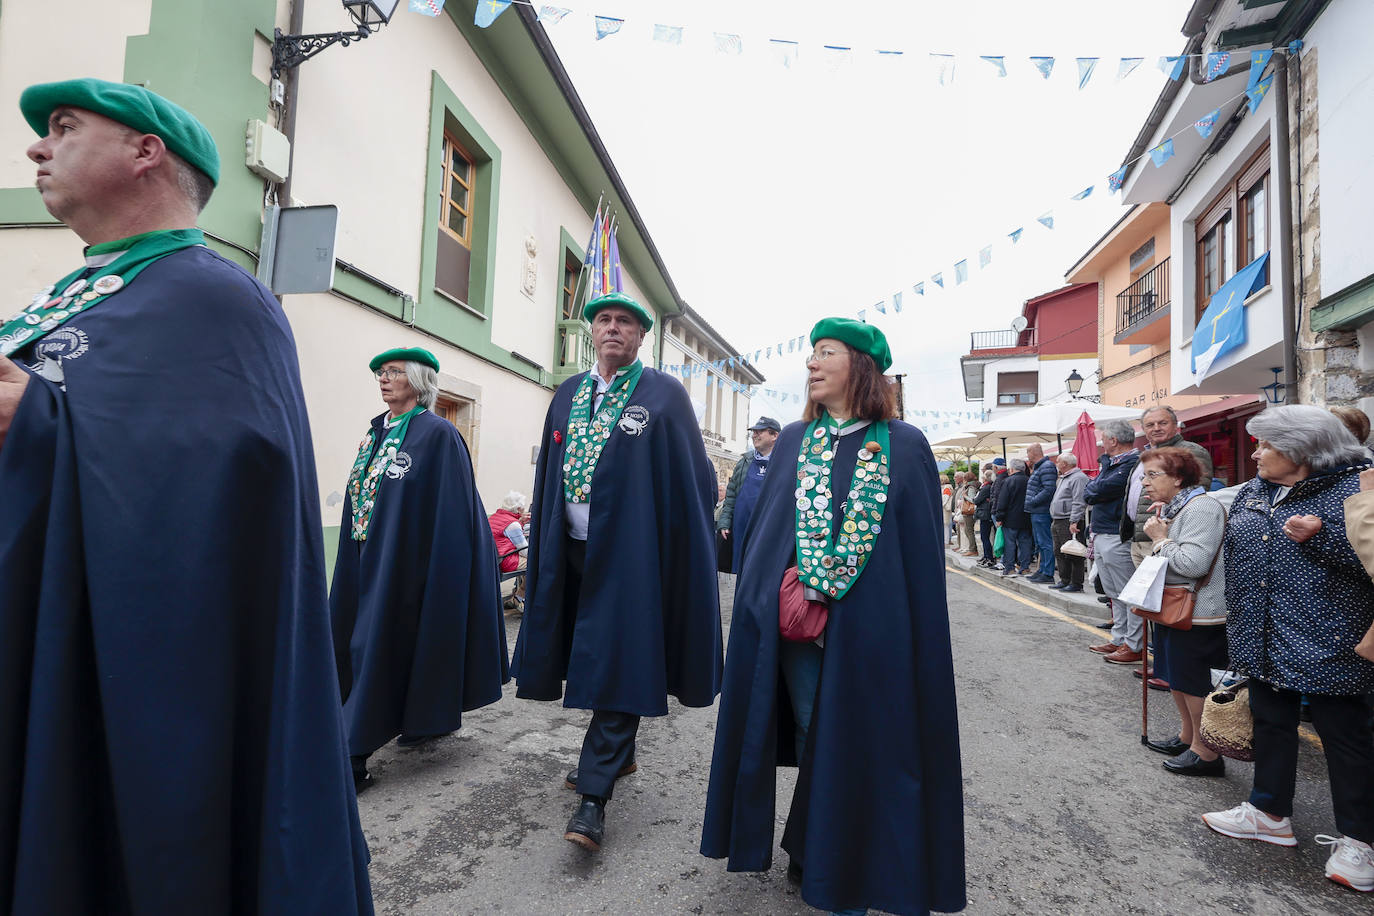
[1192,252,1270,380]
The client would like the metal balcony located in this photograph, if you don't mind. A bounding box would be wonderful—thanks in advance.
[1114,258,1170,346]
[969,327,1038,351]
[553,318,595,384]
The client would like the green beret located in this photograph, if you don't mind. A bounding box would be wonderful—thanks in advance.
[584,292,654,331]
[810,317,893,373]
[370,347,440,373]
[20,78,220,185]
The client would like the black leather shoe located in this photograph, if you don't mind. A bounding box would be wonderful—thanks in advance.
[1062,585,1084,593]
[1145,735,1188,756]
[397,731,452,749]
[1163,749,1225,776]
[1028,573,1054,583]
[565,759,638,790]
[564,796,606,850]
[1048,582,1068,590]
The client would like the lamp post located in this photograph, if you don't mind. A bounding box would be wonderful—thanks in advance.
[1065,368,1101,403]
[272,0,399,77]
[1260,367,1287,406]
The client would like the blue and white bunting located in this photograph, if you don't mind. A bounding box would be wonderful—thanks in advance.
[980,55,1006,77]
[913,282,924,296]
[1031,56,1055,79]
[1076,57,1098,90]
[931,53,956,85]
[653,24,683,45]
[537,6,571,24]
[1194,108,1220,139]
[1037,212,1054,230]
[979,246,992,269]
[714,32,742,56]
[932,272,944,288]
[1158,55,1186,81]
[955,260,968,285]
[893,291,903,312]
[473,0,508,27]
[1107,165,1128,193]
[1117,57,1144,81]
[1205,51,1231,82]
[594,16,624,40]
[409,0,445,17]
[1246,74,1274,113]
[1008,227,1023,244]
[769,38,799,68]
[1149,138,1175,167]
[1247,49,1274,91]
[1071,186,1093,200]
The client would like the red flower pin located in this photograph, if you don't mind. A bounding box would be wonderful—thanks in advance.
[553,430,563,444]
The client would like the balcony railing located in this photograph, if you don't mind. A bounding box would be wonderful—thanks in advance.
[553,318,594,383]
[969,327,1037,351]
[1116,258,1170,334]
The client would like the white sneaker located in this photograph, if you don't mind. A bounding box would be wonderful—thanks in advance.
[1316,834,1374,892]
[1201,802,1298,847]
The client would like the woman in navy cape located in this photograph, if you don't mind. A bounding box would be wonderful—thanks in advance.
[330,347,508,789]
[700,318,966,916]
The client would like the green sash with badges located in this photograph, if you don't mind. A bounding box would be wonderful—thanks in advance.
[563,360,643,503]
[794,412,892,600]
[3,228,206,358]
[347,406,426,541]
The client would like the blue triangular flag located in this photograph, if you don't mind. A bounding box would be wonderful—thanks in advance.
[1247,49,1273,91]
[474,0,509,27]
[1037,212,1054,230]
[1008,227,1024,244]
[893,291,903,313]
[858,309,866,322]
[653,24,684,45]
[932,273,944,288]
[1076,57,1098,90]
[1247,74,1274,113]
[1149,138,1175,167]
[410,0,446,17]
[1205,51,1231,82]
[1117,57,1143,81]
[1030,56,1055,79]
[1192,253,1270,378]
[955,260,968,285]
[537,6,571,24]
[1108,165,1128,193]
[769,38,799,67]
[980,56,1006,77]
[930,53,955,86]
[874,299,886,315]
[1194,108,1220,139]
[1071,186,1093,201]
[714,32,742,56]
[979,246,992,269]
[1157,55,1186,81]
[595,16,624,40]
[913,282,924,296]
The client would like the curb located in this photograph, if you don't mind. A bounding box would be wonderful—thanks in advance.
[943,549,1112,626]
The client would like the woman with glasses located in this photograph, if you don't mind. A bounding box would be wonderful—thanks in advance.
[330,347,509,792]
[702,319,965,916]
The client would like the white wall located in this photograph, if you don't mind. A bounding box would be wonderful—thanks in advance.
[1306,0,1374,297]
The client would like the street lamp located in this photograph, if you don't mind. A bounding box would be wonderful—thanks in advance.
[1260,367,1287,405]
[1065,368,1101,402]
[272,0,399,77]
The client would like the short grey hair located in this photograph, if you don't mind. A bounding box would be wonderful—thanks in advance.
[1099,419,1136,446]
[172,152,214,213]
[500,490,528,512]
[1057,454,1078,468]
[1009,458,1027,472]
[1247,405,1368,472]
[1140,405,1178,425]
[982,469,994,482]
[403,361,439,410]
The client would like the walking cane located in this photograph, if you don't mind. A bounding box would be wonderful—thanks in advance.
[1139,619,1151,746]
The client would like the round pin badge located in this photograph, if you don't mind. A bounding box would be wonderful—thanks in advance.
[92,275,124,296]
[813,495,829,510]
[802,477,816,490]
[62,279,88,297]
[858,448,873,461]
[821,450,833,461]
[796,497,811,511]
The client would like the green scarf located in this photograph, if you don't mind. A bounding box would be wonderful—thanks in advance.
[563,360,644,502]
[794,411,892,600]
[3,228,205,358]
[347,406,426,541]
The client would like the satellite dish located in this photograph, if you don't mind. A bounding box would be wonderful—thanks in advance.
[1010,315,1029,334]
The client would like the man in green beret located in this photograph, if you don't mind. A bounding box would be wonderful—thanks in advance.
[513,292,723,852]
[0,79,372,912]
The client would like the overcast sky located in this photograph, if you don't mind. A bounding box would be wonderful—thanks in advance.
[540,0,1196,425]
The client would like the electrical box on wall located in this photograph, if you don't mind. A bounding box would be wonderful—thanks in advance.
[245,119,291,183]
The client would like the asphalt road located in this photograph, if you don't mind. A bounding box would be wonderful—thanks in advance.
[356,569,1361,915]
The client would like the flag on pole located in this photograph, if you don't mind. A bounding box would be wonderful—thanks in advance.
[1149,138,1175,167]
[473,0,509,27]
[1194,107,1220,139]
[1076,57,1098,89]
[585,209,604,301]
[1116,57,1143,81]
[410,0,445,16]
[1030,56,1055,79]
[1247,49,1274,91]
[653,24,683,45]
[608,224,623,292]
[980,55,1006,77]
[595,16,624,40]
[599,215,612,295]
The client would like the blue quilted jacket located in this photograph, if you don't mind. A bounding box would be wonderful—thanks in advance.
[1224,465,1374,695]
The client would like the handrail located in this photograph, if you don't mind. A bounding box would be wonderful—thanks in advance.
[1116,258,1171,333]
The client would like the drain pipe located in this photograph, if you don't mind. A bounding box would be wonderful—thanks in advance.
[1272,49,1299,395]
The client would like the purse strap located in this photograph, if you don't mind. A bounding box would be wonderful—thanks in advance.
[1164,501,1226,593]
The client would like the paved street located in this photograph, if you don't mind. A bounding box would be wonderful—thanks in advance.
[358,567,1359,915]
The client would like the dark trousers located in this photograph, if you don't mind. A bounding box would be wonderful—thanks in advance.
[1031,512,1054,578]
[565,536,641,801]
[1050,517,1086,586]
[1248,680,1374,842]
[1002,526,1033,571]
[978,517,995,560]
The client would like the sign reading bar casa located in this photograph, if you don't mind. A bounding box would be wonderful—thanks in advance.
[1121,386,1169,409]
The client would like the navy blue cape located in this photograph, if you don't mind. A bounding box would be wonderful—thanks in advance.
[0,246,372,914]
[511,367,722,715]
[700,419,966,916]
[330,409,509,755]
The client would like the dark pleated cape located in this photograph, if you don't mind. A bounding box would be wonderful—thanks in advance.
[700,419,967,916]
[0,246,373,914]
[330,410,509,755]
[511,367,722,716]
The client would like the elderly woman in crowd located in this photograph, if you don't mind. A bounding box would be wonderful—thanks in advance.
[1136,448,1228,775]
[490,491,531,616]
[701,318,965,916]
[973,468,997,567]
[331,347,509,791]
[1201,406,1374,893]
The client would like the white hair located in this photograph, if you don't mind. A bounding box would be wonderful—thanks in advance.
[1009,458,1027,472]
[500,490,528,512]
[1057,454,1078,468]
[1099,419,1136,446]
[403,362,439,410]
[1247,405,1368,472]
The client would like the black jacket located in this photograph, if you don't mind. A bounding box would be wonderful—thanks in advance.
[972,482,994,521]
[994,471,1031,529]
[1084,451,1140,536]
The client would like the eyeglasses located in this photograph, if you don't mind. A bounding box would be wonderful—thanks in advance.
[1143,470,1171,479]
[806,347,843,363]
[374,368,406,381]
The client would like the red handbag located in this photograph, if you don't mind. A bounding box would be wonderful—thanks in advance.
[779,566,829,642]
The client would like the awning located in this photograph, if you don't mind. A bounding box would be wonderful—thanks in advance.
[1174,394,1265,428]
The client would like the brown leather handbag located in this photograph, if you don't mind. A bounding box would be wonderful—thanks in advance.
[1133,529,1223,631]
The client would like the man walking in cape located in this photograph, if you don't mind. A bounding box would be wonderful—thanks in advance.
[512,291,723,852]
[0,79,371,913]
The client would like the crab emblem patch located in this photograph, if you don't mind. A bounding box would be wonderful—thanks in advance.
[618,405,650,437]
[385,451,413,479]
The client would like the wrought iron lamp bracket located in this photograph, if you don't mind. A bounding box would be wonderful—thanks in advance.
[271,26,373,77]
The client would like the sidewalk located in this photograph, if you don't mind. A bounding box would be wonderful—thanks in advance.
[944,546,1111,626]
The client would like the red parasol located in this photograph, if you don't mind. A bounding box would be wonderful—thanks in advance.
[1072,411,1101,477]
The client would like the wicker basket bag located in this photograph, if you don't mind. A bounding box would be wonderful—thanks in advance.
[1199,678,1254,761]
